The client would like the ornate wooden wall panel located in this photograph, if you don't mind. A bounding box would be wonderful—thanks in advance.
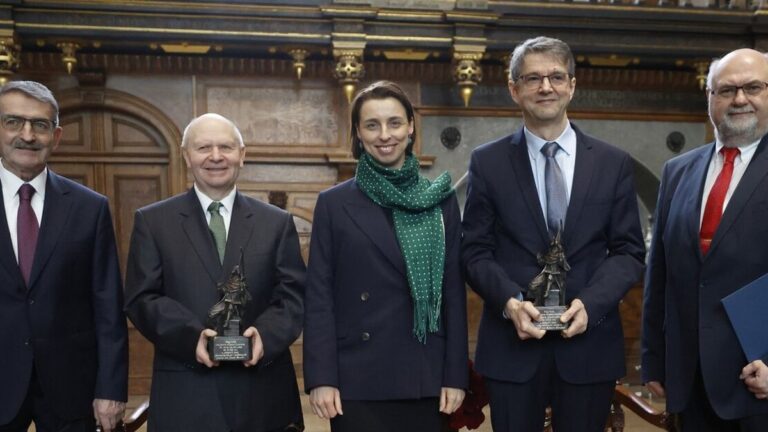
[45,163,95,189]
[196,77,348,163]
[106,165,168,395]
[49,93,180,396]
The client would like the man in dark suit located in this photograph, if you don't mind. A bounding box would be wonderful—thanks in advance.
[0,81,127,432]
[461,37,645,432]
[642,48,768,431]
[124,113,305,432]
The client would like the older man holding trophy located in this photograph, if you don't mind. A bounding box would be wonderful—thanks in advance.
[125,113,306,432]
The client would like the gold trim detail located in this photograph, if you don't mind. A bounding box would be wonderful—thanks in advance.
[160,43,211,54]
[382,49,431,61]
[17,23,330,40]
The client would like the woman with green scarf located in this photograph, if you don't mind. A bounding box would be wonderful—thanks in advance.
[303,81,468,431]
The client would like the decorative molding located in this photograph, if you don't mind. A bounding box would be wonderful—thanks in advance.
[418,106,708,122]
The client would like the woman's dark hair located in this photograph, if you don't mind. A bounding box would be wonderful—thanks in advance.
[349,80,416,159]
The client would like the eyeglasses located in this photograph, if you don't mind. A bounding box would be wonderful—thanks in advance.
[515,72,571,89]
[710,81,768,100]
[0,114,57,135]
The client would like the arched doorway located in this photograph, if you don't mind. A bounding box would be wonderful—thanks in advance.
[51,87,183,395]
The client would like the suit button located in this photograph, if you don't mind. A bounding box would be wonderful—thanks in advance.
[24,339,30,346]
[28,299,34,305]
[361,332,370,341]
[360,292,369,301]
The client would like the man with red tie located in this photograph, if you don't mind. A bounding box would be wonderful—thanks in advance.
[0,81,127,432]
[642,48,768,431]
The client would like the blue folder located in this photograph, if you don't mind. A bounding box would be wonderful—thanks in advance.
[722,273,768,362]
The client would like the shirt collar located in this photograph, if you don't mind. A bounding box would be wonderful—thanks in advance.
[193,184,237,214]
[714,138,760,163]
[524,123,576,158]
[0,159,47,202]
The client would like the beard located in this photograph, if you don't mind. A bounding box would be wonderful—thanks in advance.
[714,106,768,147]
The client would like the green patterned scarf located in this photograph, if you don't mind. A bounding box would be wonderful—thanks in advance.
[356,152,453,343]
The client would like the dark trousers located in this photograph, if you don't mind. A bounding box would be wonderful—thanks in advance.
[485,343,614,432]
[330,398,444,432]
[678,365,768,432]
[0,368,95,432]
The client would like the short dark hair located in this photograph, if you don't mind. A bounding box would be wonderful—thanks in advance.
[509,36,575,82]
[0,80,60,125]
[349,80,415,159]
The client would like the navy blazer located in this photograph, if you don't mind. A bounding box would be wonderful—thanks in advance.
[0,171,127,423]
[303,178,468,400]
[462,124,645,384]
[642,137,768,419]
[124,189,305,432]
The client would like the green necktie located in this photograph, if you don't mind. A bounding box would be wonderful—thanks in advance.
[207,201,226,264]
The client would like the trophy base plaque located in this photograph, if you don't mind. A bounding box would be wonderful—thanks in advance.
[209,335,252,361]
[532,306,569,331]
[208,318,252,361]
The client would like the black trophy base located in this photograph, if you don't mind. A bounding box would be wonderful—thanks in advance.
[532,306,570,331]
[208,335,252,361]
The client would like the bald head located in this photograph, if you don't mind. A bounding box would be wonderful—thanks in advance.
[707,49,768,90]
[181,113,244,149]
[181,113,246,200]
[707,48,768,147]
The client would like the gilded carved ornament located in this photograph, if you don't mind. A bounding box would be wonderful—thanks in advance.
[333,49,365,103]
[0,39,20,86]
[453,52,483,107]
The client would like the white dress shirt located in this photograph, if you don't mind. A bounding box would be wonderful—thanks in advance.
[193,184,236,239]
[0,160,47,263]
[699,139,760,227]
[525,124,577,222]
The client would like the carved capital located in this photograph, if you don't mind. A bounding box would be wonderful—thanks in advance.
[453,51,483,107]
[333,49,365,103]
[0,37,20,86]
[57,42,80,74]
[289,48,309,81]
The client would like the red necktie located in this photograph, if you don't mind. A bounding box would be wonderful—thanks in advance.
[700,147,740,255]
[17,183,39,287]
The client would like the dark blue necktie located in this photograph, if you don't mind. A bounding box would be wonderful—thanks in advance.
[542,141,567,238]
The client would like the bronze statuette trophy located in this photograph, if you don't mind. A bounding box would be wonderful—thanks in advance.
[207,251,252,361]
[527,229,571,331]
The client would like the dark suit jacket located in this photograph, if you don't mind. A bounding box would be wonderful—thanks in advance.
[124,189,305,432]
[303,179,468,400]
[0,170,127,424]
[462,124,645,384]
[642,138,768,419]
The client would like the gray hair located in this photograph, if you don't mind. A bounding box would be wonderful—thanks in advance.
[509,36,576,81]
[0,80,60,125]
[706,58,720,91]
[181,113,244,148]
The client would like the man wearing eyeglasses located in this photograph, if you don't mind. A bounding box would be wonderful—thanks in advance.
[642,48,768,431]
[462,36,645,432]
[0,80,127,432]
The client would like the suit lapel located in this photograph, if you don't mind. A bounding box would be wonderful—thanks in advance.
[222,193,255,274]
[563,126,595,246]
[507,130,550,247]
[179,189,222,284]
[0,181,25,290]
[679,144,714,262]
[27,171,72,291]
[343,183,407,278]
[709,137,768,256]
